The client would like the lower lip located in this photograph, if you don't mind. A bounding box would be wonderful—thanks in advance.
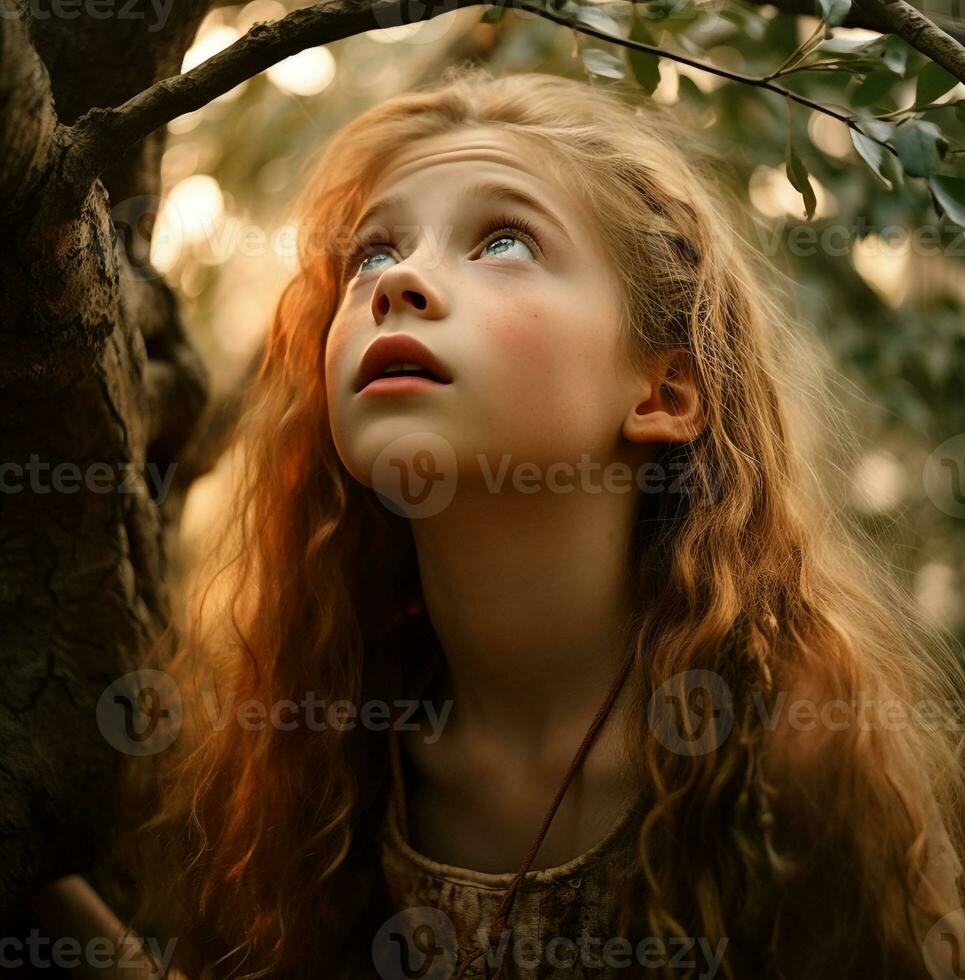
[359,377,451,396]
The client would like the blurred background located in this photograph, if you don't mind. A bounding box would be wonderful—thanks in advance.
[155,0,965,642]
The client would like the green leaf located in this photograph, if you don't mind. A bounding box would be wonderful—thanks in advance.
[851,68,901,108]
[816,34,908,76]
[639,0,697,33]
[581,47,627,80]
[893,118,943,177]
[627,14,661,94]
[816,0,852,28]
[572,1,624,36]
[785,111,817,221]
[849,116,894,189]
[817,35,880,56]
[480,3,506,22]
[880,36,909,76]
[786,146,817,220]
[915,61,959,105]
[928,174,965,227]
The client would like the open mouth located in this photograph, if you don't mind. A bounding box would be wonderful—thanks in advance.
[355,336,454,393]
[375,362,447,383]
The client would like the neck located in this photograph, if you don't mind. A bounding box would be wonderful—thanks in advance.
[409,481,641,759]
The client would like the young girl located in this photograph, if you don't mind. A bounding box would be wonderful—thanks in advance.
[34,64,965,979]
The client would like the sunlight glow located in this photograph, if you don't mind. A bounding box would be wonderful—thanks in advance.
[747,164,837,220]
[850,450,906,513]
[651,61,679,105]
[151,175,225,272]
[915,562,962,629]
[182,25,240,73]
[852,232,910,307]
[266,47,336,96]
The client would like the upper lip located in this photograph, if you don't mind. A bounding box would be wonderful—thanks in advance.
[355,335,453,392]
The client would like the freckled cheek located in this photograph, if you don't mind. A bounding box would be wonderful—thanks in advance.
[479,304,591,408]
[481,307,558,386]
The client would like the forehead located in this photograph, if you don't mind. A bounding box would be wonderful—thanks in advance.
[370,127,553,187]
[363,127,576,223]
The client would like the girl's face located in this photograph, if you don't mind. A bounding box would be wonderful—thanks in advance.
[324,126,647,490]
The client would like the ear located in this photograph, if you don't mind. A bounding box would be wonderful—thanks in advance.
[622,348,705,446]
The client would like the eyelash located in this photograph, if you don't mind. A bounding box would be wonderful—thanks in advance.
[345,212,544,280]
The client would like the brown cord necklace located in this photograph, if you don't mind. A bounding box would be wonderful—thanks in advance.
[389,648,635,980]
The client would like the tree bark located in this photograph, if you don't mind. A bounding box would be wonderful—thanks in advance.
[0,0,211,918]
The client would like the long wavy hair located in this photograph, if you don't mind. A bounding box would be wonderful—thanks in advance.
[117,64,965,980]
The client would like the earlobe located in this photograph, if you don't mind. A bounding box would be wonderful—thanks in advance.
[622,349,705,446]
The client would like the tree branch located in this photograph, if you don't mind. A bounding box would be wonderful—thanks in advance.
[0,2,57,217]
[743,0,965,47]
[62,0,954,204]
[854,0,965,82]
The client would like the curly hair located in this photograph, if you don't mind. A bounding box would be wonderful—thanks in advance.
[116,64,965,980]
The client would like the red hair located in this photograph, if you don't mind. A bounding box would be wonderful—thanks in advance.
[115,65,965,979]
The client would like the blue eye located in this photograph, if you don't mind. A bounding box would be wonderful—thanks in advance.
[482,234,536,261]
[357,251,394,275]
[346,212,543,280]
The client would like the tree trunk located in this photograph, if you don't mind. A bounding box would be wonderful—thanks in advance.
[0,0,211,916]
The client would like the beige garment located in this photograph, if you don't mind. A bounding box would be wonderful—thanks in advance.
[379,758,643,980]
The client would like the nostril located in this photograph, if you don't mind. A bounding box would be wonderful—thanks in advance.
[375,294,389,316]
[403,290,427,310]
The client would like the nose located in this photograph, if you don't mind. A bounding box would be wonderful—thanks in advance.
[371,263,447,325]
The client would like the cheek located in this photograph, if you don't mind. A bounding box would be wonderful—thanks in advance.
[485,305,552,361]
[482,302,606,403]
[481,306,560,399]
[323,320,353,392]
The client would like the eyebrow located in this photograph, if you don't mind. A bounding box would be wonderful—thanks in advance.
[351,179,574,246]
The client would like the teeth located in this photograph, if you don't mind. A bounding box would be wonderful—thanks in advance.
[382,361,425,374]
